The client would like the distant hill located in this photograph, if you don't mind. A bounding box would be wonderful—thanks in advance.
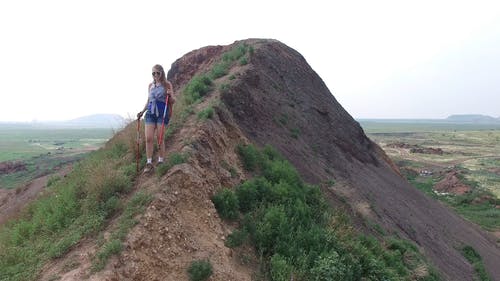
[65,114,126,128]
[0,114,126,129]
[445,114,500,124]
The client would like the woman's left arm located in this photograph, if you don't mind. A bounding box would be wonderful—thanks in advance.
[166,80,175,104]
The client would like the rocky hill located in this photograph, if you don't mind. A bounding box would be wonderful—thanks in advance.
[445,114,500,124]
[15,39,499,280]
[170,39,500,280]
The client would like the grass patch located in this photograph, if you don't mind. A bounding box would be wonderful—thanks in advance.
[409,177,500,230]
[91,191,153,271]
[182,42,252,107]
[156,152,189,177]
[222,43,249,63]
[187,259,213,281]
[461,245,492,281]
[183,75,213,105]
[209,61,230,80]
[212,188,239,220]
[219,83,230,95]
[197,106,214,120]
[290,128,300,139]
[239,56,248,65]
[213,144,441,280]
[0,127,139,281]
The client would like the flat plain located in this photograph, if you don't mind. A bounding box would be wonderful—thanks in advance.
[0,124,113,189]
[361,121,500,231]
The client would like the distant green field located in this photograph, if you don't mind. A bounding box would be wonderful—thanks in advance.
[359,120,500,133]
[360,121,500,231]
[0,126,113,189]
[0,127,112,162]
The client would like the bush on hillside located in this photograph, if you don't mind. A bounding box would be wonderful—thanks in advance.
[211,144,443,280]
[210,61,230,79]
[236,144,261,171]
[184,75,212,105]
[187,259,213,281]
[197,106,214,120]
[222,43,248,62]
[212,188,239,220]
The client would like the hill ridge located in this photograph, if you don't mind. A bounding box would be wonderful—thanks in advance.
[36,39,499,281]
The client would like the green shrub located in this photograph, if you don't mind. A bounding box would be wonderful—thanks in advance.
[290,128,300,139]
[47,231,82,259]
[222,43,248,62]
[237,144,261,171]
[262,159,300,187]
[239,56,248,65]
[210,61,230,79]
[92,239,122,271]
[461,245,491,281]
[212,188,239,220]
[184,75,212,105]
[107,142,128,159]
[197,106,214,120]
[262,145,282,161]
[235,177,271,213]
[270,254,292,281]
[121,163,138,178]
[187,259,213,281]
[225,229,248,248]
[255,205,290,254]
[225,144,440,280]
[311,252,361,281]
[461,245,481,263]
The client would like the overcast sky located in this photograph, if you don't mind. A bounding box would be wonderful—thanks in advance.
[1,0,499,122]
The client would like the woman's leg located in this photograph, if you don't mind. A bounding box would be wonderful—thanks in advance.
[144,123,156,162]
[158,123,166,162]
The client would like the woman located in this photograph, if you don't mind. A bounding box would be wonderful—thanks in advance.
[137,64,175,173]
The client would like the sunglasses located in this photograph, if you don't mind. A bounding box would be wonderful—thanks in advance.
[152,71,161,76]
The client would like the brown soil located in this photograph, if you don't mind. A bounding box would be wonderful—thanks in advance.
[488,167,500,175]
[387,142,445,155]
[9,39,500,281]
[434,171,473,195]
[0,165,72,225]
[0,160,27,174]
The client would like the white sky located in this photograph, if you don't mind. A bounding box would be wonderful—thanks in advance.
[1,0,499,121]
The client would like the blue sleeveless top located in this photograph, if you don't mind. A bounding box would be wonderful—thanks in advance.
[148,83,167,117]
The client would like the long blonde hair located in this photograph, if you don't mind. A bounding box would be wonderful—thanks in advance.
[152,64,169,89]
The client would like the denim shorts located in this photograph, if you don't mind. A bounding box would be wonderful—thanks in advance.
[144,110,169,125]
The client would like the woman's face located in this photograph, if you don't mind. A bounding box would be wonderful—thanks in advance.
[152,68,162,81]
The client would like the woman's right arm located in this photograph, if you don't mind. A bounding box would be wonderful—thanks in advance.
[137,83,152,118]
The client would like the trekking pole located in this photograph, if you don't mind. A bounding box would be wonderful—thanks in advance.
[158,94,170,147]
[136,116,141,173]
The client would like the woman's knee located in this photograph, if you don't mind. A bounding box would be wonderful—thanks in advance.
[144,126,156,143]
[145,134,154,144]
